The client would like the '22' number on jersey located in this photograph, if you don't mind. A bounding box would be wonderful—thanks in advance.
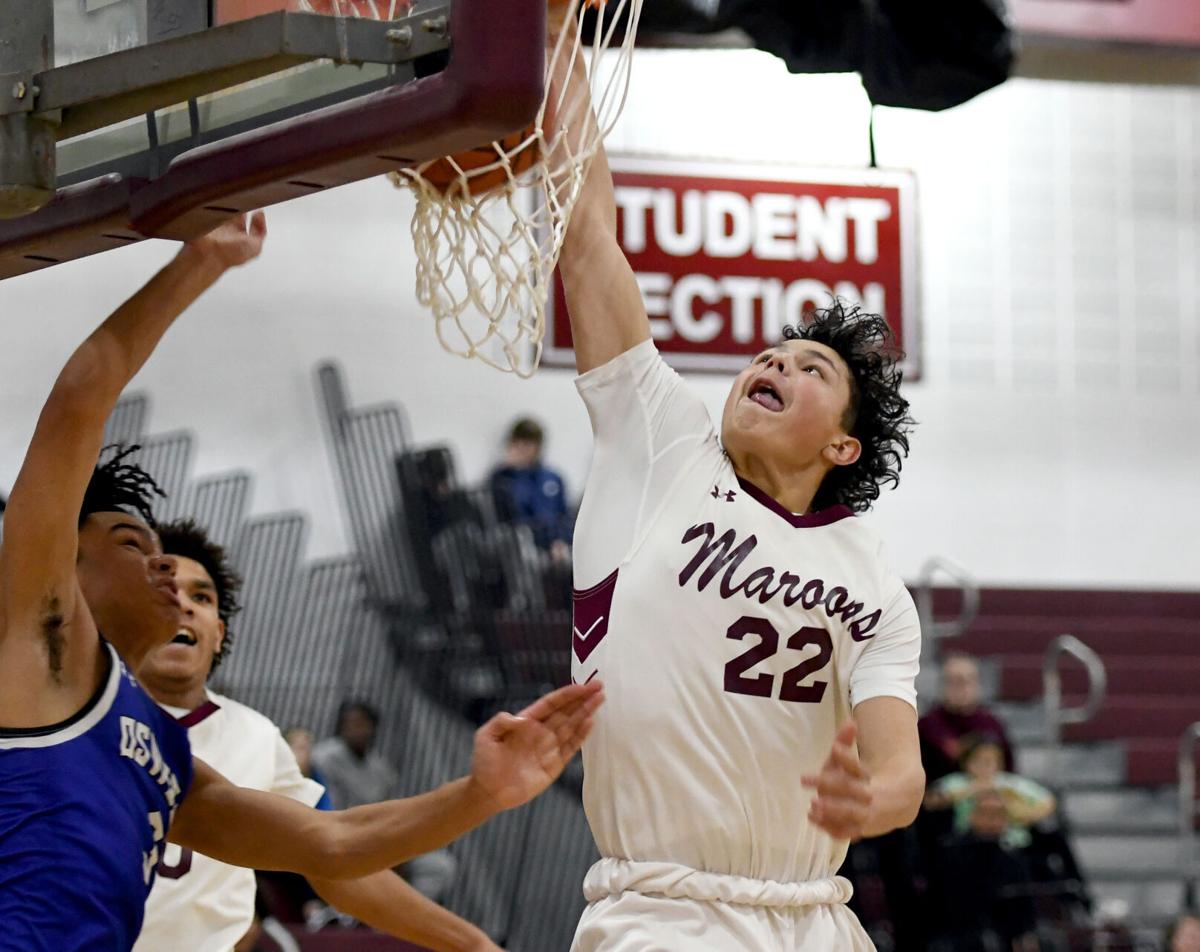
[724,616,832,703]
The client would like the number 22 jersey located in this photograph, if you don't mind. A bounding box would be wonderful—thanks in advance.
[571,340,921,885]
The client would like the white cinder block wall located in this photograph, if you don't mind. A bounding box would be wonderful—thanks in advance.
[1,53,1197,588]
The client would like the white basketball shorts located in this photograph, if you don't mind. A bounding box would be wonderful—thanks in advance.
[570,858,875,951]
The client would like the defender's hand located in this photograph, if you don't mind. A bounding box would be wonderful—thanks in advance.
[182,211,267,270]
[469,681,603,812]
[802,721,874,841]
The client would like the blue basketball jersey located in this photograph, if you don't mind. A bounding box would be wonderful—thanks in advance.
[0,641,194,951]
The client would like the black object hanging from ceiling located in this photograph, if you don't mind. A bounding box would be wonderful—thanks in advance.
[619,0,1015,112]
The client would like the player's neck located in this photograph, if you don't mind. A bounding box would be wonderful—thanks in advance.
[142,676,208,713]
[729,452,825,515]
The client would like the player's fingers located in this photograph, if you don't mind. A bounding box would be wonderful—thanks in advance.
[520,681,601,722]
[830,743,868,780]
[815,795,869,824]
[249,209,267,239]
[482,712,524,741]
[554,689,604,744]
[540,684,604,737]
[810,798,867,834]
[810,772,872,805]
[834,720,858,748]
[556,716,594,763]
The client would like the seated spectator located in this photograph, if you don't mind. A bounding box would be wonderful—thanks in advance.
[925,735,1056,850]
[1169,912,1200,952]
[926,788,1040,952]
[312,701,400,808]
[920,653,1016,783]
[489,417,572,562]
[313,700,458,904]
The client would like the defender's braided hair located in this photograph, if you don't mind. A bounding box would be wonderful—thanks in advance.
[79,445,164,528]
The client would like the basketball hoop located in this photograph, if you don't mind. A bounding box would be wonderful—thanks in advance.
[387,0,643,376]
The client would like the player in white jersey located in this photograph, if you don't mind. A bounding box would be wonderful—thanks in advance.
[554,89,926,948]
[135,519,503,952]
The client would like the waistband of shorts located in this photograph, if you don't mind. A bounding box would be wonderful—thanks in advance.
[582,858,854,909]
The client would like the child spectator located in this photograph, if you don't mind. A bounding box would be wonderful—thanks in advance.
[925,735,1056,850]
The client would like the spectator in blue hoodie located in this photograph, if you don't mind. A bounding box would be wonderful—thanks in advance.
[489,417,573,562]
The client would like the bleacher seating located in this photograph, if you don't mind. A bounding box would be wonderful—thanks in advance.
[932,585,1200,941]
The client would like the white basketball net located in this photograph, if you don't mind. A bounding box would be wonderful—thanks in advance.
[391,0,644,376]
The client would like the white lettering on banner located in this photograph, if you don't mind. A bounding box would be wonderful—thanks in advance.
[633,274,887,344]
[618,186,654,253]
[672,274,723,342]
[846,198,891,264]
[615,187,893,265]
[704,191,752,258]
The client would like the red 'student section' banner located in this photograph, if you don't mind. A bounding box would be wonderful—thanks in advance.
[545,157,920,379]
[1010,0,1200,49]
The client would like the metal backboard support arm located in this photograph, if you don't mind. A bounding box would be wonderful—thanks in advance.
[0,0,546,275]
[36,10,449,143]
[0,0,56,218]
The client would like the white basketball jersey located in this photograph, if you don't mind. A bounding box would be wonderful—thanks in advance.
[571,341,920,885]
[134,691,325,952]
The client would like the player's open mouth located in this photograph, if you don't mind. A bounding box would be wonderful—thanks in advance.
[748,379,784,412]
[171,629,198,647]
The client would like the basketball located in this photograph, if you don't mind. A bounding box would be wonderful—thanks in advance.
[418,125,541,198]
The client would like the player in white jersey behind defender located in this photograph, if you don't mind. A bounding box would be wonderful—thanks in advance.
[554,79,926,949]
[134,518,502,952]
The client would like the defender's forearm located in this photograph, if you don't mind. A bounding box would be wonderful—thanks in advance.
[60,247,224,412]
[173,765,498,881]
[325,778,496,879]
[309,870,495,952]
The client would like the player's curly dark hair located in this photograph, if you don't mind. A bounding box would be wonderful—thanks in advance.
[785,301,915,513]
[79,445,164,528]
[156,519,242,674]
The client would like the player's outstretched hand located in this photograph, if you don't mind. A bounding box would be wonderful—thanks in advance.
[183,211,267,270]
[802,721,874,841]
[468,680,603,812]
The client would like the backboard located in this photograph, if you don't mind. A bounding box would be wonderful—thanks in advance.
[0,0,547,279]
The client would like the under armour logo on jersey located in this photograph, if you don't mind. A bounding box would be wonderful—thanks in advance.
[711,485,737,502]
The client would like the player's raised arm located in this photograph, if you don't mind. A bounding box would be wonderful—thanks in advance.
[169,681,602,878]
[0,215,265,697]
[553,54,650,373]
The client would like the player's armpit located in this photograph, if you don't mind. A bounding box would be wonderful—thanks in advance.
[853,696,925,837]
[307,870,500,952]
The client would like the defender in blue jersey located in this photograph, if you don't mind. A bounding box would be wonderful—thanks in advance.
[0,214,603,951]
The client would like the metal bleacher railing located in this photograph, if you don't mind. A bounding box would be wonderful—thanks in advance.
[913,555,980,706]
[1042,634,1107,788]
[1179,721,1200,908]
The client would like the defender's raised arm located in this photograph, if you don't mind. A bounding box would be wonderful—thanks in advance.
[0,213,265,724]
